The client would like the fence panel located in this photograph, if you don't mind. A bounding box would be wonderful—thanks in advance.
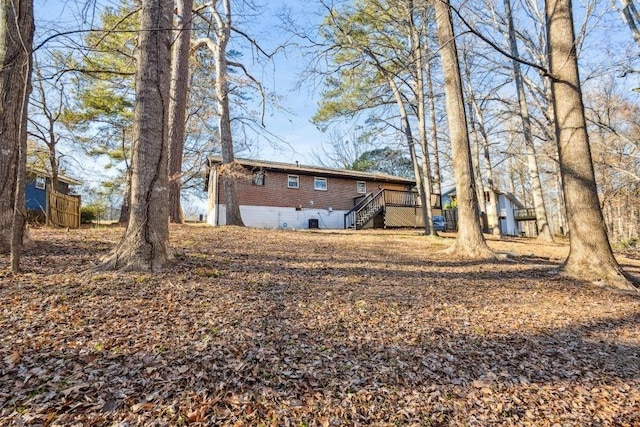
[48,189,81,228]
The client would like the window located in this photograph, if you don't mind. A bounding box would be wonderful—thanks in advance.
[314,177,327,191]
[253,171,264,186]
[357,181,366,194]
[288,175,299,188]
[35,176,46,190]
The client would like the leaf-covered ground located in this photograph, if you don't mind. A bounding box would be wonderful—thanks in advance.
[1,226,639,426]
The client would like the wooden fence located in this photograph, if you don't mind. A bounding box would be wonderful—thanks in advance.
[48,188,81,229]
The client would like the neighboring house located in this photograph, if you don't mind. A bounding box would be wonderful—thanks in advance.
[441,187,529,236]
[206,157,441,229]
[26,166,82,227]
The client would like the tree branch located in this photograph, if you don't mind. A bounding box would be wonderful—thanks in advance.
[439,0,550,77]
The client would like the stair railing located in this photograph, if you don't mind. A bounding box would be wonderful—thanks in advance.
[353,189,385,229]
[344,192,374,229]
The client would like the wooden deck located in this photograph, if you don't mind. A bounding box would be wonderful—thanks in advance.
[345,190,439,229]
[514,208,537,221]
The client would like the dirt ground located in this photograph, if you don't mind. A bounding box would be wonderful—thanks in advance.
[1,225,639,426]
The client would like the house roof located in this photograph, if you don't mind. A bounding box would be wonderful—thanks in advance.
[441,186,526,208]
[207,156,416,185]
[502,192,525,209]
[27,166,82,186]
[442,187,456,197]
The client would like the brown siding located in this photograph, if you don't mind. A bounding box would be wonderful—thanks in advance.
[216,169,412,210]
[379,183,411,191]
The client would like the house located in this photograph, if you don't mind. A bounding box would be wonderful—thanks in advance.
[441,187,529,236]
[26,167,81,213]
[26,166,82,228]
[206,157,440,229]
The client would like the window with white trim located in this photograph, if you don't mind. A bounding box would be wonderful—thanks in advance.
[356,181,366,194]
[288,175,299,188]
[314,177,327,191]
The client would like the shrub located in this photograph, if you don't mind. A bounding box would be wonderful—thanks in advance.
[618,237,639,251]
[81,205,104,224]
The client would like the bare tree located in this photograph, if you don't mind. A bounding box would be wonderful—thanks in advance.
[213,0,244,226]
[460,47,501,237]
[167,0,193,224]
[434,0,495,258]
[0,0,34,273]
[98,0,173,271]
[311,0,436,234]
[311,127,375,170]
[28,61,65,191]
[503,0,554,242]
[193,0,277,226]
[586,79,640,243]
[424,35,443,197]
[613,0,640,48]
[407,0,437,236]
[546,0,637,290]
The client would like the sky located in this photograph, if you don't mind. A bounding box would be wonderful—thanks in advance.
[31,0,640,201]
[33,0,335,168]
[223,0,330,164]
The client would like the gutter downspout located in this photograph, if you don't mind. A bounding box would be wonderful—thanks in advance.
[206,159,219,226]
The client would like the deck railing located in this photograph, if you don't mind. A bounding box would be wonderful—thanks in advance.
[344,189,442,229]
[514,208,536,221]
[384,190,420,206]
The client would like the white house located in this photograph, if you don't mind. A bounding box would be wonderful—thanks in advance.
[441,188,527,236]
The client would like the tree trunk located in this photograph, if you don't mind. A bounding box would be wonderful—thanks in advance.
[472,102,501,237]
[543,76,568,237]
[434,0,494,258]
[32,73,61,193]
[459,46,501,237]
[167,0,193,224]
[617,0,640,48]
[11,114,28,272]
[388,75,430,234]
[467,102,487,225]
[119,171,132,224]
[546,0,637,290]
[504,0,553,242]
[0,0,34,266]
[507,147,516,196]
[408,0,436,236]
[49,149,59,192]
[629,193,637,240]
[481,138,501,236]
[424,25,442,199]
[98,0,173,272]
[214,0,244,226]
[361,44,431,233]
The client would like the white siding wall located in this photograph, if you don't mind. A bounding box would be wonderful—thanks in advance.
[208,204,348,229]
[498,195,522,236]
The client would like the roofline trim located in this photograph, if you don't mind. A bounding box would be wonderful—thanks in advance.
[207,156,416,184]
[26,166,82,185]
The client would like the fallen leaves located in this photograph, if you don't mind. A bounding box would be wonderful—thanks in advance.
[3,351,19,369]
[0,226,639,425]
